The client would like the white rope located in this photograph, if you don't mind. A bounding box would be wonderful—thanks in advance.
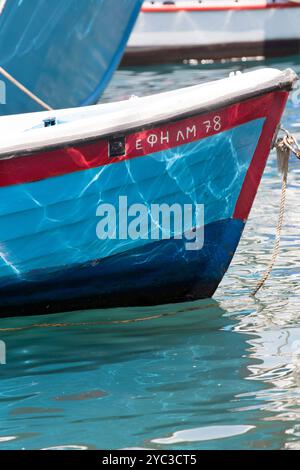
[0,66,53,111]
[251,168,288,296]
[251,128,300,296]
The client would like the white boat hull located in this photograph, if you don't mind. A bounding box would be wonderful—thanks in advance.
[124,0,300,64]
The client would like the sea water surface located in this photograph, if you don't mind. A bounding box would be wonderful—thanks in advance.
[0,57,300,450]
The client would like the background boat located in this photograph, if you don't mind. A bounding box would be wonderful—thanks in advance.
[0,68,295,317]
[123,0,300,65]
[0,0,142,115]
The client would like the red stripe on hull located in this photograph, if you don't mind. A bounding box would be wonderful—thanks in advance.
[0,92,285,191]
[233,91,289,221]
[142,2,300,13]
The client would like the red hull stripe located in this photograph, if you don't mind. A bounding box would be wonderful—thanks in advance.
[142,2,300,13]
[0,92,288,200]
[233,91,288,221]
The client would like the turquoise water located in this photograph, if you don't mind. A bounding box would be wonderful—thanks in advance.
[0,57,300,450]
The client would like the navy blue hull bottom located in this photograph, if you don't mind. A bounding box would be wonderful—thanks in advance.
[0,219,244,318]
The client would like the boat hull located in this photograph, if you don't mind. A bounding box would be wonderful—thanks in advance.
[0,0,142,115]
[123,1,300,65]
[0,86,289,317]
[123,39,300,65]
[0,219,244,317]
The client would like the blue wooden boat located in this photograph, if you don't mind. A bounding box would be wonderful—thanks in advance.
[0,68,296,317]
[0,0,142,116]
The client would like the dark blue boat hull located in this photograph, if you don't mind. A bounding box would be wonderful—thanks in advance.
[0,219,244,317]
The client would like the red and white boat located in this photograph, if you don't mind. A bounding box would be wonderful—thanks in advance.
[124,0,300,65]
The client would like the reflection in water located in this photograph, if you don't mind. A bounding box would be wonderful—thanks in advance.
[151,425,255,445]
[0,298,296,450]
[0,301,260,449]
[0,56,300,449]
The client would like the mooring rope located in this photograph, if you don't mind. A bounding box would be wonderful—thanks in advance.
[252,128,300,296]
[0,314,163,333]
[0,66,53,111]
